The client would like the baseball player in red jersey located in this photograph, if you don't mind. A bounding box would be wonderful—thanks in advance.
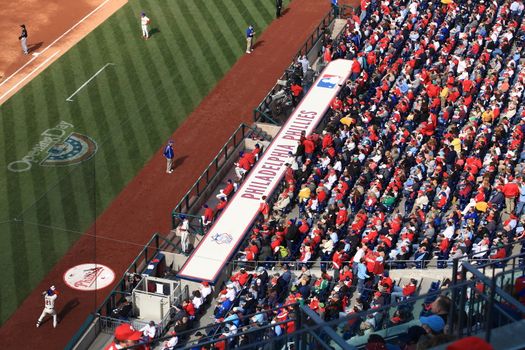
[36,285,58,328]
[105,323,146,350]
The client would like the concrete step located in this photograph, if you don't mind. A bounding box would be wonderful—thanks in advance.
[253,122,281,139]
[331,18,348,40]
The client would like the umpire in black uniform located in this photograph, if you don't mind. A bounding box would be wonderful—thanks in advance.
[275,0,283,18]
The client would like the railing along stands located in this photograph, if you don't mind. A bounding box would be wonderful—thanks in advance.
[66,232,179,350]
[171,123,266,217]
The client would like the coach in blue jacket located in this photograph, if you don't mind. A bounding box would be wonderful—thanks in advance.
[164,140,175,173]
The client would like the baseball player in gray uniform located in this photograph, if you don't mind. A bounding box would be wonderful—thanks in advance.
[19,24,28,55]
[36,285,58,328]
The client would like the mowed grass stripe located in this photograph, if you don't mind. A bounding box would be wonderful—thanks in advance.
[134,19,188,132]
[159,1,207,110]
[120,5,178,112]
[144,16,196,120]
[205,0,245,61]
[221,0,254,46]
[230,0,258,31]
[66,39,120,205]
[74,32,130,216]
[248,0,274,27]
[189,0,239,69]
[3,98,31,305]
[59,53,100,221]
[96,28,144,170]
[99,27,172,163]
[117,9,166,155]
[83,28,149,178]
[254,0,275,22]
[170,1,219,89]
[180,1,227,80]
[26,73,59,273]
[0,100,17,320]
[119,8,179,139]
[103,13,159,147]
[77,39,128,199]
[147,14,200,117]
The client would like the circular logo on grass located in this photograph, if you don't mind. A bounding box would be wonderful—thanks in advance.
[63,263,115,291]
[7,121,98,172]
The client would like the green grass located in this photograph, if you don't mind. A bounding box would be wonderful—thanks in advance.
[0,0,288,324]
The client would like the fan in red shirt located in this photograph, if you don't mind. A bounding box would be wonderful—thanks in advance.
[335,203,348,228]
[201,203,214,229]
[503,181,520,213]
[105,323,145,350]
[231,268,250,286]
[215,198,227,214]
[489,243,507,260]
[234,152,252,179]
[259,195,270,220]
[303,136,315,159]
[216,179,235,201]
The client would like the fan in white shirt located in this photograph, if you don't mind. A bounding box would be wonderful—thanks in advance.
[140,321,157,340]
[163,331,178,350]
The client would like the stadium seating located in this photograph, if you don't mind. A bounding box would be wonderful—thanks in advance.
[176,0,525,347]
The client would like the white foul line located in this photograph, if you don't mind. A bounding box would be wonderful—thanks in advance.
[0,0,112,89]
[0,51,61,101]
[66,63,115,102]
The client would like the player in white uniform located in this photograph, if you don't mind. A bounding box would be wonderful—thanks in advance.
[36,285,58,328]
[177,215,190,254]
[141,12,150,39]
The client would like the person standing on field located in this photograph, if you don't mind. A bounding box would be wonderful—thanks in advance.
[19,24,28,54]
[163,140,174,173]
[275,0,283,18]
[246,25,255,53]
[36,285,58,328]
[141,12,150,39]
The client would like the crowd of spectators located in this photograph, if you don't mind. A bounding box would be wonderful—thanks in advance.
[169,0,525,347]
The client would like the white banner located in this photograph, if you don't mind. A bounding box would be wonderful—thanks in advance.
[178,59,353,282]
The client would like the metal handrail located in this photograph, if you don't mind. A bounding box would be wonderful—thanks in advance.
[172,123,267,215]
[66,232,176,350]
[229,238,525,272]
[253,4,359,125]
[253,6,342,124]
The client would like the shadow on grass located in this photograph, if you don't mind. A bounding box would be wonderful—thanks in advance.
[149,28,160,37]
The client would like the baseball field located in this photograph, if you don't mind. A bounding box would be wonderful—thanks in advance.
[0,0,291,325]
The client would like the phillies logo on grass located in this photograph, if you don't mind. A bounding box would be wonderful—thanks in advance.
[317,74,342,89]
[63,263,115,291]
[7,121,98,172]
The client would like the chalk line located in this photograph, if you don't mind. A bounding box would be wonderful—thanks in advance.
[66,63,115,102]
[0,0,112,90]
[0,51,61,101]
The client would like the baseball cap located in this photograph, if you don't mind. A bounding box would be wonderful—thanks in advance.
[420,315,445,333]
[447,337,493,350]
[114,323,142,341]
